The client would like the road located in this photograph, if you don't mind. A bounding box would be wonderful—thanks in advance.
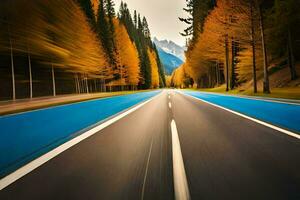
[0,90,299,199]
[0,91,160,178]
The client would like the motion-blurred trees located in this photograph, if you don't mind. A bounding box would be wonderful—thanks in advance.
[0,0,163,100]
[176,0,298,93]
[118,1,165,89]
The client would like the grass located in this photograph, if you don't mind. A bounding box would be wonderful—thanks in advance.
[0,90,152,116]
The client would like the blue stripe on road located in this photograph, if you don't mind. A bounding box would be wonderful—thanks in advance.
[183,91,300,134]
[0,91,160,178]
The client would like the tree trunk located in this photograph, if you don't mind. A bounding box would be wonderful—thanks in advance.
[51,64,56,97]
[215,61,220,86]
[259,5,270,94]
[85,75,89,94]
[250,1,257,93]
[103,79,107,92]
[74,75,77,94]
[225,35,230,91]
[28,52,33,98]
[94,79,97,93]
[10,38,16,101]
[77,74,80,94]
[231,38,235,90]
[287,27,297,80]
[74,74,78,94]
[208,72,212,88]
[78,74,82,94]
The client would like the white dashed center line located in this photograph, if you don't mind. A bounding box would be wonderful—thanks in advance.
[171,120,190,200]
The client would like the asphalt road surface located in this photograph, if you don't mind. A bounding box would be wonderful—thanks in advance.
[0,90,299,200]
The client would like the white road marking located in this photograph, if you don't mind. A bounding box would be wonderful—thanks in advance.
[168,95,171,99]
[171,120,190,200]
[141,137,154,200]
[169,102,172,109]
[181,92,300,140]
[0,93,161,191]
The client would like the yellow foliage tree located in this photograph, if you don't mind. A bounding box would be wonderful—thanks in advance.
[171,65,186,88]
[147,48,160,88]
[113,19,140,87]
[0,0,109,76]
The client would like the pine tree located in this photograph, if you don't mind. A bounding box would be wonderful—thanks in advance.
[104,0,116,36]
[97,0,115,66]
[133,10,137,29]
[76,0,96,29]
[117,3,163,89]
[179,0,214,40]
[153,44,166,87]
[142,17,150,39]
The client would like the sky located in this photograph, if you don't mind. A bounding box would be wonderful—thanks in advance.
[114,0,188,47]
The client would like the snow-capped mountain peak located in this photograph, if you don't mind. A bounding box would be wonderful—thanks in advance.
[153,37,186,61]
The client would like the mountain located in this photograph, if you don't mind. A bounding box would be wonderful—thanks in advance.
[157,47,183,75]
[153,37,186,61]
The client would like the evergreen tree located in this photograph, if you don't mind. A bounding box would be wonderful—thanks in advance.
[97,0,115,66]
[133,10,137,29]
[153,44,166,87]
[142,17,150,39]
[104,0,116,37]
[179,0,214,40]
[118,3,164,89]
[76,0,96,29]
[118,2,136,42]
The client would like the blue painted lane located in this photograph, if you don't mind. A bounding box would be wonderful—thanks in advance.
[183,91,300,133]
[0,91,160,177]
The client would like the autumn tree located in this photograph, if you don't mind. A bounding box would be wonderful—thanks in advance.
[77,0,97,28]
[114,19,140,88]
[147,48,160,88]
[0,0,109,99]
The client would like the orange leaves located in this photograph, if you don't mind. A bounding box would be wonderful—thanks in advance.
[63,1,108,75]
[182,0,265,86]
[114,19,140,86]
[92,0,100,17]
[147,48,160,88]
[0,0,109,76]
[171,65,186,88]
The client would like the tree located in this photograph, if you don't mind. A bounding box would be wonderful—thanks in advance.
[183,0,233,89]
[114,19,140,87]
[133,10,137,28]
[179,0,214,41]
[142,17,150,39]
[267,0,299,80]
[0,0,109,99]
[153,44,166,87]
[76,0,97,29]
[97,0,115,66]
[148,48,160,88]
[258,2,270,93]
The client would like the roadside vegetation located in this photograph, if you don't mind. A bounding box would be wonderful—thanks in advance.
[0,0,165,101]
[170,0,300,99]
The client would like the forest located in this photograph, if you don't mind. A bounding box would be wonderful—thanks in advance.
[172,0,300,94]
[0,0,165,101]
